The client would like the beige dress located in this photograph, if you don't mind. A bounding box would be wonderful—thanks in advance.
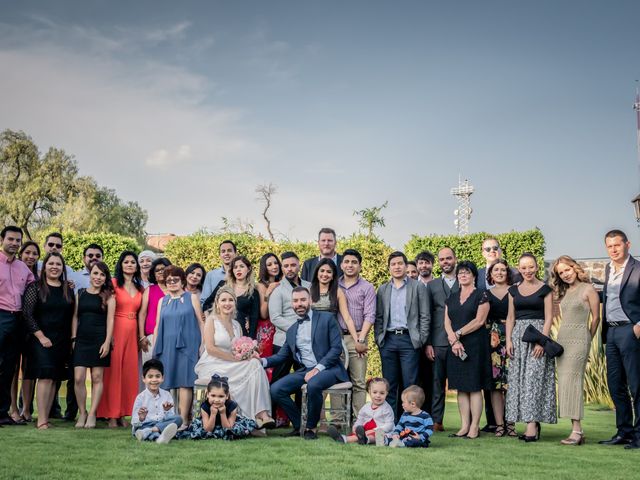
[556,283,592,420]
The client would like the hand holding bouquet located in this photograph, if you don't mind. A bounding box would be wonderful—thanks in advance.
[231,336,259,361]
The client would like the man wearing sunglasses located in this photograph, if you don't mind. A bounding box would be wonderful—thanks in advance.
[70,244,104,292]
[37,232,75,277]
[476,238,521,290]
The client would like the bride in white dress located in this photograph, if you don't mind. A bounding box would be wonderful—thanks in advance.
[195,285,275,428]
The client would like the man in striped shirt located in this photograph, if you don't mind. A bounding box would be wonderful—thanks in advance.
[334,249,375,416]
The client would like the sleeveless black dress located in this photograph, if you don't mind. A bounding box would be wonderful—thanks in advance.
[73,289,111,367]
[446,289,492,392]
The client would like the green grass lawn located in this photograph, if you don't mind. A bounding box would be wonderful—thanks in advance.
[0,402,637,480]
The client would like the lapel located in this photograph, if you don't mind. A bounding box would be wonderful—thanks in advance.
[405,279,414,312]
[311,311,319,345]
[288,321,300,357]
[442,277,450,296]
[620,257,635,292]
[383,282,392,328]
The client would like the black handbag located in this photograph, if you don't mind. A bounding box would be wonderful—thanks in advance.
[521,324,564,358]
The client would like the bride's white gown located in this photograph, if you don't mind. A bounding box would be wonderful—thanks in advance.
[195,318,271,419]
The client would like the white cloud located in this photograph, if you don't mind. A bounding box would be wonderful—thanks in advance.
[145,145,192,169]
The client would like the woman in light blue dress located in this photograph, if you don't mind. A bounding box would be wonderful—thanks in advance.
[153,265,204,427]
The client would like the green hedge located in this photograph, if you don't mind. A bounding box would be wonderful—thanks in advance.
[36,231,140,271]
[404,228,546,277]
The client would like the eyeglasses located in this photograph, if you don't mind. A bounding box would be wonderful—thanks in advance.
[166,277,181,285]
[86,253,102,259]
[483,246,500,253]
[47,242,62,249]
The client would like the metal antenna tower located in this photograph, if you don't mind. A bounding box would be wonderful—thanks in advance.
[450,175,474,235]
[635,82,640,189]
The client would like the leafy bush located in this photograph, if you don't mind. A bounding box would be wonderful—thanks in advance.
[404,228,546,276]
[36,231,140,271]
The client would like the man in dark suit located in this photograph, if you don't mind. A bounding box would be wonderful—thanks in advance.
[425,247,458,431]
[301,227,343,282]
[262,286,348,440]
[599,229,640,449]
[375,251,429,419]
[476,237,522,433]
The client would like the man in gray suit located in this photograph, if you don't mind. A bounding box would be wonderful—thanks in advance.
[375,251,430,419]
[425,247,458,431]
[268,252,311,385]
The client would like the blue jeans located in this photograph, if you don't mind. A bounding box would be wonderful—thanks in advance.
[132,415,183,441]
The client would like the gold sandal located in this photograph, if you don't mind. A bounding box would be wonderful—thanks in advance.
[560,431,585,445]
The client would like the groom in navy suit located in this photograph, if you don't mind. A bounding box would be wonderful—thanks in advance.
[261,286,348,440]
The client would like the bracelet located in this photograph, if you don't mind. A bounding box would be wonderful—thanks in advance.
[138,337,146,343]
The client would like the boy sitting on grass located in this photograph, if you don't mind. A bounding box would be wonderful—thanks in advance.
[385,385,433,448]
[131,359,183,444]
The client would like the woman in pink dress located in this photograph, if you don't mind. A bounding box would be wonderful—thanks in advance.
[97,251,144,427]
[138,258,171,363]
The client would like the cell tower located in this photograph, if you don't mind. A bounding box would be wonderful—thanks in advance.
[450,176,474,235]
[635,84,640,188]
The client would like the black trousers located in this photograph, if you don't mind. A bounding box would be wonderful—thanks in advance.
[380,333,419,420]
[606,324,640,440]
[0,311,20,418]
[430,346,448,424]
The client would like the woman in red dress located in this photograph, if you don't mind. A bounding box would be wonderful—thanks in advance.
[97,251,143,428]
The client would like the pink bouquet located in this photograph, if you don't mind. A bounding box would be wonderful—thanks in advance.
[231,336,259,361]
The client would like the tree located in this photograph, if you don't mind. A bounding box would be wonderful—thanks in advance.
[255,182,277,241]
[0,130,78,239]
[51,177,148,244]
[353,201,388,239]
[0,129,148,242]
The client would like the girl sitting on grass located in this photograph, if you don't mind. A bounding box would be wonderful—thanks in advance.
[177,374,257,440]
[328,377,395,445]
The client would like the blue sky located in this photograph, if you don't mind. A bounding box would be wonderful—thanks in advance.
[1,1,639,258]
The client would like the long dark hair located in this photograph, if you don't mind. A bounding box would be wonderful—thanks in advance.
[38,252,73,303]
[185,263,206,292]
[114,250,144,291]
[310,258,339,312]
[88,262,115,310]
[19,241,40,278]
[258,253,282,285]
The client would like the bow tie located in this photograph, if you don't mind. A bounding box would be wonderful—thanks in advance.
[297,315,310,324]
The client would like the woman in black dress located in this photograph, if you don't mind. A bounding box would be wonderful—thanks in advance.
[202,256,261,338]
[484,259,516,437]
[71,262,115,428]
[23,252,75,430]
[444,261,491,439]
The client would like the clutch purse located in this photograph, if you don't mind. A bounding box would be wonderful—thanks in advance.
[521,324,564,358]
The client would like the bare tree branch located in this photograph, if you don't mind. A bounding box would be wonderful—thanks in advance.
[255,182,277,241]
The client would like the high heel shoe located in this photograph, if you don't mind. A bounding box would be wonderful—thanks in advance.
[519,423,540,442]
[560,431,585,445]
[535,422,541,440]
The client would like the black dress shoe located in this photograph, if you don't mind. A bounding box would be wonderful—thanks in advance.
[599,435,632,445]
[0,417,18,426]
[480,424,497,433]
[303,429,318,440]
[283,429,301,437]
[624,440,640,450]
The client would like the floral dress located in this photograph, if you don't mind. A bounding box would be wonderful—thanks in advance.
[486,290,509,390]
[177,399,257,440]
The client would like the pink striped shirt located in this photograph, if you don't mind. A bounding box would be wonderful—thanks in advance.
[0,251,35,312]
[337,276,376,331]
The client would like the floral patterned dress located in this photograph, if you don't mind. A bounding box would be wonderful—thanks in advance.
[177,399,257,441]
[486,290,509,390]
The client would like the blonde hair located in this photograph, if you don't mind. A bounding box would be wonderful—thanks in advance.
[551,255,590,300]
[225,255,256,297]
[212,285,237,317]
[402,385,425,408]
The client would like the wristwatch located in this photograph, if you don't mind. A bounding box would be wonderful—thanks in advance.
[455,329,462,339]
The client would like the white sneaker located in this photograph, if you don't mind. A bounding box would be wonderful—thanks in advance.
[375,428,385,447]
[156,423,178,444]
[389,438,403,448]
[135,428,151,442]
